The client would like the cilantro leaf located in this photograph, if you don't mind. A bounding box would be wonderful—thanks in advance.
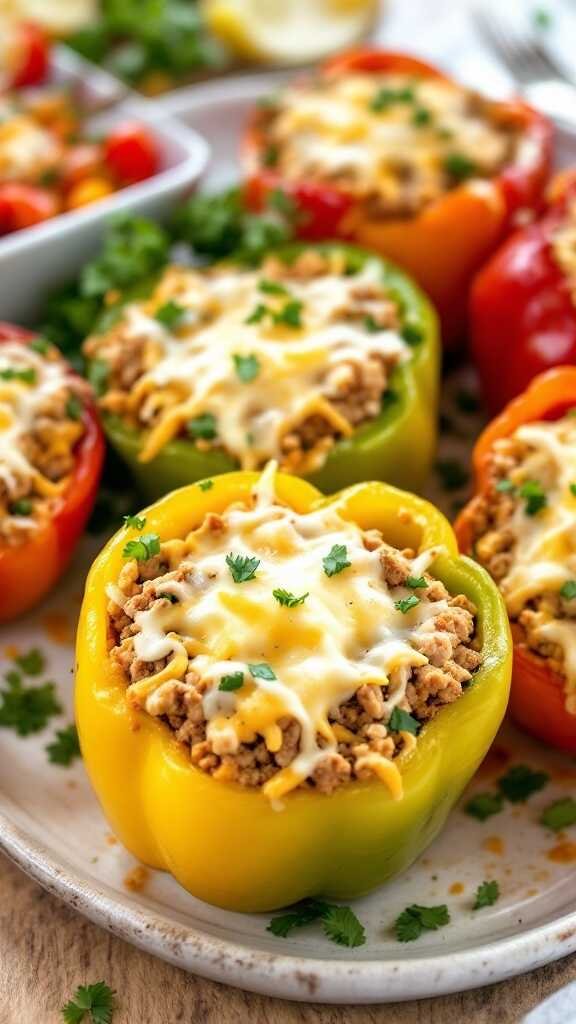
[406,576,427,589]
[272,589,308,608]
[122,533,161,561]
[155,300,186,329]
[498,764,549,803]
[198,479,214,491]
[473,880,500,910]
[401,321,423,347]
[187,412,217,440]
[66,394,83,421]
[61,981,115,1024]
[123,514,146,530]
[259,278,288,296]
[395,904,450,942]
[87,359,109,397]
[226,552,260,583]
[443,152,477,182]
[370,85,415,112]
[561,581,576,601]
[274,299,303,328]
[46,725,81,767]
[541,797,576,832]
[219,672,244,692]
[9,498,33,516]
[519,480,547,516]
[464,791,504,821]
[245,303,268,325]
[322,906,366,948]
[323,544,351,578]
[29,335,51,355]
[0,672,61,736]
[395,595,420,614]
[267,899,329,938]
[0,366,36,385]
[389,707,420,735]
[496,479,516,493]
[16,647,45,676]
[570,482,576,497]
[248,663,276,680]
[412,106,432,127]
[233,353,260,383]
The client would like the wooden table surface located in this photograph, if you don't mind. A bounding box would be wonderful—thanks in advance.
[1,852,575,1024]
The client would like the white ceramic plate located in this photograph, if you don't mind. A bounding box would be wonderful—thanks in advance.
[2,76,576,1006]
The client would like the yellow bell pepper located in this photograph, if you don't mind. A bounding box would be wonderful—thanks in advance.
[76,470,512,913]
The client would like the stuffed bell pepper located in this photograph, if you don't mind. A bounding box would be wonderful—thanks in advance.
[472,171,576,414]
[0,322,104,622]
[83,242,439,500]
[455,367,576,753]
[243,49,551,349]
[76,462,511,912]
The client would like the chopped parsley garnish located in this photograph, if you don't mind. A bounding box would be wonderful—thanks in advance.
[363,314,381,333]
[519,479,547,516]
[268,898,365,947]
[541,797,576,832]
[0,366,36,385]
[496,479,516,493]
[245,303,268,325]
[473,880,500,910]
[159,592,179,603]
[66,394,83,420]
[274,298,303,328]
[123,514,146,530]
[259,278,289,296]
[61,980,115,1024]
[87,358,109,397]
[406,576,427,589]
[402,322,423,346]
[16,647,45,676]
[226,552,260,583]
[370,85,415,112]
[186,412,217,440]
[560,581,576,601]
[29,335,51,355]
[273,589,309,608]
[412,106,432,127]
[198,479,214,491]
[322,544,351,577]
[389,707,420,735]
[46,725,81,766]
[155,299,186,329]
[464,791,504,821]
[395,903,450,942]
[248,663,277,680]
[9,498,33,516]
[436,458,469,491]
[570,483,576,497]
[219,672,244,692]
[443,152,477,182]
[395,595,420,614]
[122,533,161,561]
[233,353,260,383]
[497,764,549,803]
[0,672,61,736]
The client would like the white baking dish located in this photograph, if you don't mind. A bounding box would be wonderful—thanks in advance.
[0,47,209,324]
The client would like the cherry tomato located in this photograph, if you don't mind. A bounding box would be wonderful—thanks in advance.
[9,24,49,89]
[0,184,59,235]
[61,144,104,191]
[103,122,159,185]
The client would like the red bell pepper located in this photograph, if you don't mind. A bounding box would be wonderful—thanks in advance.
[0,323,105,623]
[471,171,576,414]
[455,367,576,753]
[243,49,552,350]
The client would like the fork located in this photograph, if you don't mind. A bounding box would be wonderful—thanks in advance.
[474,3,576,130]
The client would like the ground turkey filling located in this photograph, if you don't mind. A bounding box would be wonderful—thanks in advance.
[466,412,576,712]
[0,340,87,546]
[83,249,413,476]
[255,72,521,219]
[107,471,483,798]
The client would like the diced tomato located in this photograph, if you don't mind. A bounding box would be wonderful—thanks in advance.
[0,184,59,234]
[103,122,159,185]
[9,24,49,89]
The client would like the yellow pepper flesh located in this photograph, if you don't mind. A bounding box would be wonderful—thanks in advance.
[76,471,512,913]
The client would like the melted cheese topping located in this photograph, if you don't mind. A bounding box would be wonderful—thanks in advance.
[94,260,409,471]
[0,109,61,184]
[264,73,518,204]
[0,342,72,504]
[112,464,452,802]
[496,417,576,710]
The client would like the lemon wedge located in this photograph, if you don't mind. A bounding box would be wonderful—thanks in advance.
[201,0,378,66]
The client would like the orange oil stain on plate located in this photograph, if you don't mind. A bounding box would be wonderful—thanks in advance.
[483,836,505,856]
[106,834,118,846]
[449,882,464,895]
[3,644,19,659]
[547,841,576,864]
[123,865,149,893]
[42,611,74,646]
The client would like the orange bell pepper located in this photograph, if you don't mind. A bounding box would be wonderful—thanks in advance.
[455,367,576,753]
[243,49,552,350]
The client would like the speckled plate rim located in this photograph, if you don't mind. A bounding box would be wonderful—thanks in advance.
[2,799,576,1004]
